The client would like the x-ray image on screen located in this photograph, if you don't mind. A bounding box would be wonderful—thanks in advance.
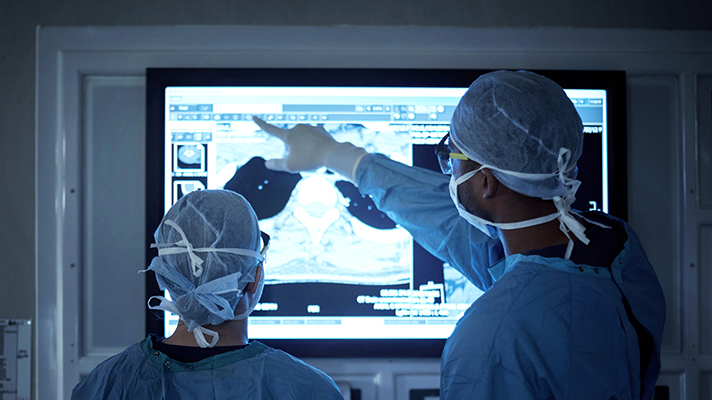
[218,122,413,286]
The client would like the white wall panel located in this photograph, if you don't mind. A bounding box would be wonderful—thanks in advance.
[656,371,685,400]
[82,76,146,358]
[306,357,440,400]
[395,373,440,400]
[656,372,688,400]
[701,226,712,356]
[627,76,681,354]
[701,372,712,400]
[698,77,712,210]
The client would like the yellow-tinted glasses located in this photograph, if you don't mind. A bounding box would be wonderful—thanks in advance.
[435,133,469,174]
[259,231,271,257]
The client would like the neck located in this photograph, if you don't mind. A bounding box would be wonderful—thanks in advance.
[163,318,249,347]
[498,217,572,256]
[486,191,574,256]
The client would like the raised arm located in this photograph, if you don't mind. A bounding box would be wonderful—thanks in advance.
[253,117,502,290]
[355,154,502,290]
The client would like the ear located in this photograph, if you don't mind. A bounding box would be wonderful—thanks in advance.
[479,168,501,199]
[244,263,263,295]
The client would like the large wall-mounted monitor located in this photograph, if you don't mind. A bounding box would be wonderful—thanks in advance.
[146,68,626,357]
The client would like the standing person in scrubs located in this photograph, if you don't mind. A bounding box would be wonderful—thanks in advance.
[252,70,665,399]
[72,189,343,400]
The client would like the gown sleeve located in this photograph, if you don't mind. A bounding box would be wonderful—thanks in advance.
[354,154,503,291]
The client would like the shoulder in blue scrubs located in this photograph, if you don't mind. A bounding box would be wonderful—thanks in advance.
[71,335,343,400]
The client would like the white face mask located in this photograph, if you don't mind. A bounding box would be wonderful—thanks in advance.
[449,166,564,237]
[447,148,608,260]
[448,168,498,238]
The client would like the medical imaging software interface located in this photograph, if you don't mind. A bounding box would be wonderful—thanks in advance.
[162,86,608,340]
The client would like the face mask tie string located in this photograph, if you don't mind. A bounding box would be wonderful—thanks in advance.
[450,147,612,260]
[152,219,206,277]
[550,148,610,258]
[151,220,265,271]
[147,296,221,348]
[551,148,588,259]
[192,326,220,348]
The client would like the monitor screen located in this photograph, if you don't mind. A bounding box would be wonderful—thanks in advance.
[146,68,626,357]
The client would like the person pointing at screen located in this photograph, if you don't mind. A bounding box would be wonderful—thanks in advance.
[253,70,665,399]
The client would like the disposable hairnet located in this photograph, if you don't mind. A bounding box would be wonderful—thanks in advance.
[450,70,583,200]
[145,189,263,347]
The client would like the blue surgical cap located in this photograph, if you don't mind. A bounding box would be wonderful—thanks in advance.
[450,70,583,199]
[148,190,262,331]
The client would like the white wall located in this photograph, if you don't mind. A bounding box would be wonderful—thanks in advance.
[34,26,712,399]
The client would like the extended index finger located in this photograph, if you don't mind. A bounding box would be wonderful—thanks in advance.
[253,116,288,141]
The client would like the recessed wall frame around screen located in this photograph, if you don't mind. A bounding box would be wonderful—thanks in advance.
[698,77,712,209]
[145,68,627,358]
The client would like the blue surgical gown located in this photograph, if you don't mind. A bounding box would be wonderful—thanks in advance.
[71,337,344,400]
[356,154,666,400]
